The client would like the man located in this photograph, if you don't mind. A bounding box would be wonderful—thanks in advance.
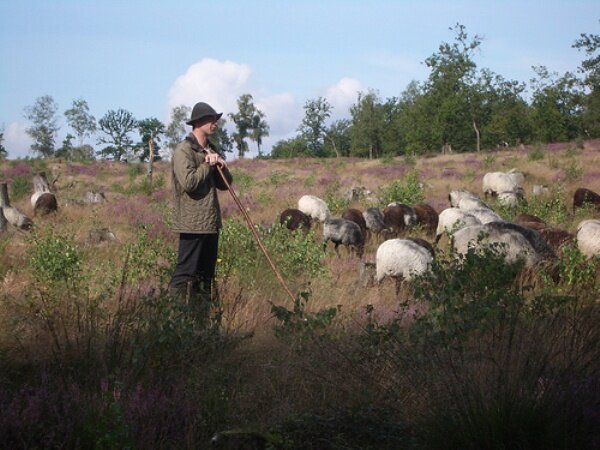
[169,101,233,305]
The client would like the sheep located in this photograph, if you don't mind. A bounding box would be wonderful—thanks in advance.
[435,208,482,243]
[573,187,600,212]
[83,191,106,205]
[532,185,550,196]
[298,195,331,222]
[323,218,364,257]
[449,189,480,207]
[375,238,434,294]
[497,189,525,208]
[482,170,524,198]
[451,222,551,267]
[537,228,575,254]
[514,213,547,231]
[485,221,555,260]
[0,183,33,231]
[383,203,417,238]
[362,207,386,242]
[279,208,311,232]
[467,208,503,224]
[0,207,6,232]
[456,196,493,211]
[412,203,439,236]
[576,219,600,258]
[342,208,367,238]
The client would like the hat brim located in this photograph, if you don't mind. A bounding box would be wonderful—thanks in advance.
[186,112,223,126]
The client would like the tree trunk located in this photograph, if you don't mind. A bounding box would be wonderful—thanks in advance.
[369,144,373,160]
[33,172,52,193]
[147,132,154,186]
[472,117,481,152]
[0,183,10,207]
[0,183,9,231]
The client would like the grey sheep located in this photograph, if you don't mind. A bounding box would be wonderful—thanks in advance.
[323,218,364,257]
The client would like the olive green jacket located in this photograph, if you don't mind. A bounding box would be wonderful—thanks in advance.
[171,134,233,234]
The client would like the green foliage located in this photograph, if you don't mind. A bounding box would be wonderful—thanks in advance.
[527,144,545,161]
[324,179,350,215]
[271,291,339,340]
[518,186,570,225]
[97,108,138,161]
[229,169,253,192]
[27,229,83,286]
[564,159,583,181]
[9,175,30,201]
[267,170,290,187]
[218,219,325,286]
[24,95,60,157]
[298,97,332,157]
[481,152,496,168]
[377,170,424,207]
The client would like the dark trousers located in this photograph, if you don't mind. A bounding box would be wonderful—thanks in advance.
[169,232,219,291]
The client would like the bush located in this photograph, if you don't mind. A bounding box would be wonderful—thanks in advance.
[377,170,424,207]
[364,245,600,449]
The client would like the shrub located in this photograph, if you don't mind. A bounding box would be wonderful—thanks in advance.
[528,145,545,161]
[377,170,424,207]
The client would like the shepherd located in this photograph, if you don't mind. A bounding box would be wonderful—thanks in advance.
[168,101,233,306]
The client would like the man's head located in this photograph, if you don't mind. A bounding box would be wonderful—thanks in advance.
[187,102,223,127]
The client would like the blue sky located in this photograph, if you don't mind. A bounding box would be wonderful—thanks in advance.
[1,0,598,158]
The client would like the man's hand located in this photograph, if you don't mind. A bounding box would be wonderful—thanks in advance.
[205,153,226,168]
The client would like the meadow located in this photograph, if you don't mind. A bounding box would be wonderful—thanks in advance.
[0,140,599,449]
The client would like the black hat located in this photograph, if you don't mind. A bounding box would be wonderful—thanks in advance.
[186,102,223,125]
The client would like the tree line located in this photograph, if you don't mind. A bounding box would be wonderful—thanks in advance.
[2,22,598,162]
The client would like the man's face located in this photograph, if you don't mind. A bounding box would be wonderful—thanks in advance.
[198,116,219,135]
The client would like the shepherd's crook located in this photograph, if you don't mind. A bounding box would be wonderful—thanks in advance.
[216,165,297,304]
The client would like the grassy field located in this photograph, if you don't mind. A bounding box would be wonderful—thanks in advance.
[0,140,599,449]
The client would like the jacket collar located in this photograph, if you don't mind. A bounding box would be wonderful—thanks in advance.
[185,133,217,154]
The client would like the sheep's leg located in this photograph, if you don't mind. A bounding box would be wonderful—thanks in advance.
[334,243,340,257]
[394,278,402,298]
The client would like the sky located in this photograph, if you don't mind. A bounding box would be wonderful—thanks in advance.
[0,0,598,159]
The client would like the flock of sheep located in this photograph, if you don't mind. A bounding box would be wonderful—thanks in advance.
[280,170,600,289]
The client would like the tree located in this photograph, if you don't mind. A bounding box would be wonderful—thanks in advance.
[212,118,234,156]
[0,127,7,160]
[229,94,257,158]
[136,118,165,162]
[428,24,482,153]
[269,136,307,159]
[24,95,60,157]
[165,105,191,155]
[97,109,137,161]
[349,90,384,158]
[298,97,331,157]
[573,22,600,137]
[250,110,270,158]
[323,119,351,157]
[529,66,584,142]
[64,98,97,147]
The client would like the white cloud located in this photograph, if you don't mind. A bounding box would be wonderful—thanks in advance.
[167,58,253,116]
[166,60,368,157]
[3,122,31,159]
[325,77,365,121]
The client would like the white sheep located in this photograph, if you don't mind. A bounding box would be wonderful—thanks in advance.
[298,195,331,222]
[482,171,524,197]
[456,196,492,211]
[376,238,433,283]
[449,189,480,208]
[497,190,524,208]
[452,223,542,267]
[576,219,600,258]
[466,208,503,224]
[436,208,482,243]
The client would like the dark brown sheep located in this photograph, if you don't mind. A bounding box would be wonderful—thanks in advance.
[573,187,600,212]
[342,208,367,238]
[382,203,416,238]
[537,227,575,253]
[412,203,439,236]
[279,208,311,232]
[514,213,547,231]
